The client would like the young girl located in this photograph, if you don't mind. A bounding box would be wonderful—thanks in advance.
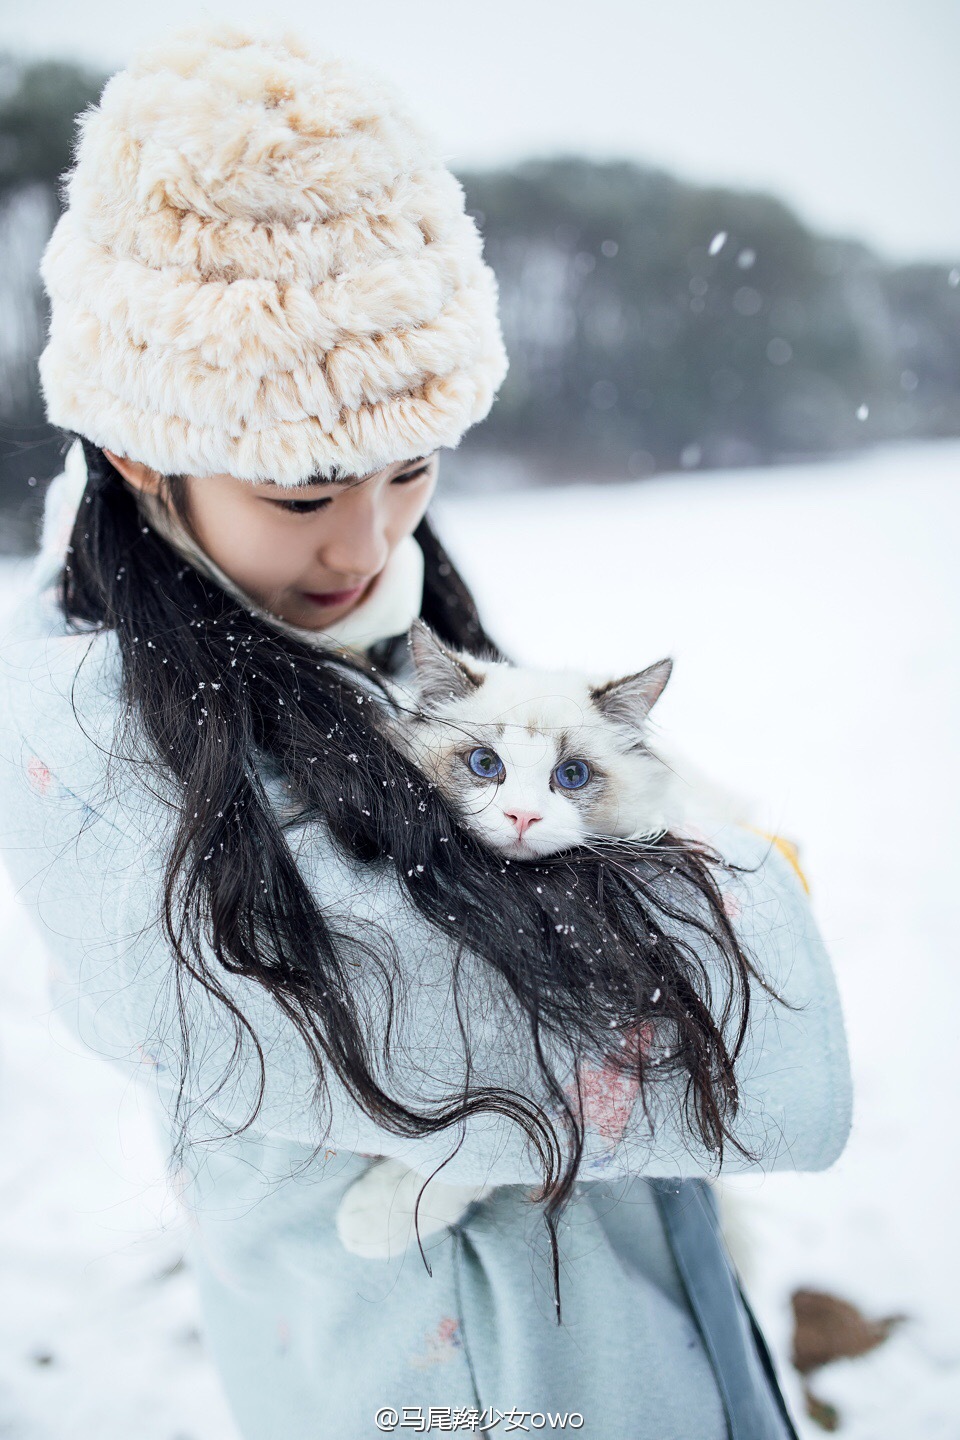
[0,26,851,1440]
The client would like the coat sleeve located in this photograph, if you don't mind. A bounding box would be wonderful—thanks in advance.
[0,603,853,1189]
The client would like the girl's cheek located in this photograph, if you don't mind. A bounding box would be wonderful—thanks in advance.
[392,478,436,538]
[261,539,308,595]
[220,521,297,598]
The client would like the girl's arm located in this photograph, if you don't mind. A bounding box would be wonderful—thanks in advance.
[7,760,850,1190]
[268,809,853,1187]
[0,611,852,1190]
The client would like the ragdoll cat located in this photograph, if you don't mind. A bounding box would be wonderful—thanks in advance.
[335,621,683,1261]
[396,619,680,855]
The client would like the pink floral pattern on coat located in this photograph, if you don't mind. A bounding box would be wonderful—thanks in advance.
[721,889,742,920]
[564,1021,654,1144]
[408,1315,463,1369]
[26,756,52,795]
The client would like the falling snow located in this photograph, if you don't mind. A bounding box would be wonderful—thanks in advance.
[0,440,957,1438]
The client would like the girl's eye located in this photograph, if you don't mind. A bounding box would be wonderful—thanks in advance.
[391,463,431,486]
[467,747,505,780]
[271,497,333,514]
[270,463,429,512]
[554,759,590,790]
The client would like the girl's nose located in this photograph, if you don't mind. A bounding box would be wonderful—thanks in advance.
[318,489,390,578]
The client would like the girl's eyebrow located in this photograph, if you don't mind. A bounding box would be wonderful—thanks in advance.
[285,454,433,492]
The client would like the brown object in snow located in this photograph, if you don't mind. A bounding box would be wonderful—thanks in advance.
[790,1287,908,1375]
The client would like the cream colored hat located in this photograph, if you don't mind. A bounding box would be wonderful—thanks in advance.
[38,25,509,486]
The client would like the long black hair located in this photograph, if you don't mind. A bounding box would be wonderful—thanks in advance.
[58,435,792,1323]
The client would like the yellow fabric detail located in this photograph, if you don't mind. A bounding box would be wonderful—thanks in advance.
[741,825,811,894]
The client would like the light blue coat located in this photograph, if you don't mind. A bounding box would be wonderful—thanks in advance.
[0,574,852,1440]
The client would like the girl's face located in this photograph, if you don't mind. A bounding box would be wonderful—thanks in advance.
[106,450,439,629]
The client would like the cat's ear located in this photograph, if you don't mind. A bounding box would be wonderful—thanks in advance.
[590,658,673,733]
[407,619,485,707]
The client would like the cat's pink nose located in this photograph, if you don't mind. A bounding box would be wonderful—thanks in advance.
[506,810,542,838]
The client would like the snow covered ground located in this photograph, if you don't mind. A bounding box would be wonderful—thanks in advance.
[1,438,957,1438]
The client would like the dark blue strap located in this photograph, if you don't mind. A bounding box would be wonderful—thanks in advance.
[649,1178,801,1440]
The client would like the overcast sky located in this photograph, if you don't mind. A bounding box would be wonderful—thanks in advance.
[4,0,958,266]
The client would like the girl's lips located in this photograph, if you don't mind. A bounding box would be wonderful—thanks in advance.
[302,583,368,608]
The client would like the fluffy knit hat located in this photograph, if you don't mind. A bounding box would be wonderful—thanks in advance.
[38,25,509,485]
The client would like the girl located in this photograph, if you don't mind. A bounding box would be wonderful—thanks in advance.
[0,26,851,1440]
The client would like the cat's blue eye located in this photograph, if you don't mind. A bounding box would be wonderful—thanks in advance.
[554,759,590,790]
[467,747,505,780]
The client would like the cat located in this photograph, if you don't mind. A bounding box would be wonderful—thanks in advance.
[335,621,685,1261]
[395,619,681,856]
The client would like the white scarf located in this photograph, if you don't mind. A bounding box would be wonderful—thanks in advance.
[32,440,425,655]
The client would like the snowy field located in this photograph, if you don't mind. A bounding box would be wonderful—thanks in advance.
[1,438,957,1438]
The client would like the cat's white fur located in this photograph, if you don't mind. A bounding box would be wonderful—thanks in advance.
[336,625,691,1261]
[335,1158,492,1261]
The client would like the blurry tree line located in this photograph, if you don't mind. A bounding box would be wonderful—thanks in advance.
[1,54,958,550]
[461,162,960,483]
